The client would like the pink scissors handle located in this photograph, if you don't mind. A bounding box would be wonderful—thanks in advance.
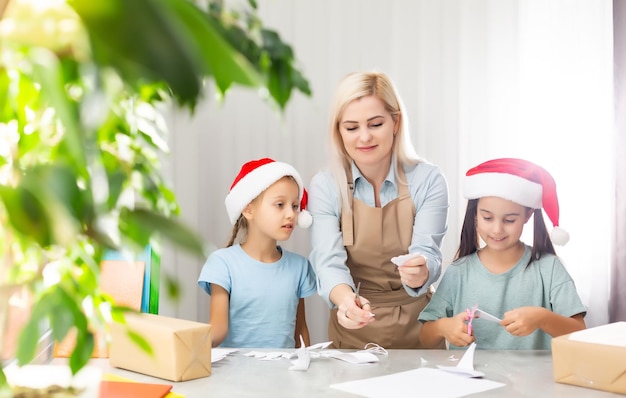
[465,304,478,336]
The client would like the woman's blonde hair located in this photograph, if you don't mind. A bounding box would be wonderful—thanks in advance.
[327,71,421,211]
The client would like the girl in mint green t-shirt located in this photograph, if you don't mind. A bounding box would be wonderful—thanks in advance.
[419,158,586,350]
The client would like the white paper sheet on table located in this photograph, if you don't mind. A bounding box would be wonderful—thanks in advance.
[330,342,505,397]
[330,367,504,398]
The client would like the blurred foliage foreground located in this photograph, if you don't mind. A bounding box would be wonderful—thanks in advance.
[0,0,310,393]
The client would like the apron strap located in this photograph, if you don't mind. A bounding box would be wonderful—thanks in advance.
[342,162,408,247]
[342,179,354,246]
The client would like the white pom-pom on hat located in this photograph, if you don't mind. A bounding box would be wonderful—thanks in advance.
[225,158,313,228]
[297,189,313,228]
[464,158,568,245]
[550,226,570,246]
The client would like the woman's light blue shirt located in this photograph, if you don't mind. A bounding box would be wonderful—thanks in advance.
[308,161,449,307]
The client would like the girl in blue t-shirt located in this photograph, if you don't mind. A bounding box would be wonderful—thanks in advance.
[197,158,316,348]
[419,158,586,349]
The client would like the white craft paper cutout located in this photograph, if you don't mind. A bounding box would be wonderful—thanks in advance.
[390,253,423,267]
[289,335,312,371]
[474,308,501,322]
[437,342,485,378]
[328,351,379,364]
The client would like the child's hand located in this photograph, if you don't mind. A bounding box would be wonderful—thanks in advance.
[501,306,546,336]
[438,312,475,347]
[397,254,429,288]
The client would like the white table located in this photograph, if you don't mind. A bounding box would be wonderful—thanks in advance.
[61,349,620,398]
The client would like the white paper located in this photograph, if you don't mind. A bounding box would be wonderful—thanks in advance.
[212,348,238,362]
[474,308,501,323]
[289,335,312,371]
[437,342,485,378]
[568,321,626,347]
[244,351,292,360]
[330,367,505,398]
[307,341,333,350]
[328,352,379,364]
[390,253,422,267]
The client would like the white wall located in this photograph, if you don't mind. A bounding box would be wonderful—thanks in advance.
[159,0,614,344]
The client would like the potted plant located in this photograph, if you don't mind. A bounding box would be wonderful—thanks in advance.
[0,0,310,394]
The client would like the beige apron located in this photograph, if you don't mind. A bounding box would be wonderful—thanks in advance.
[328,165,439,349]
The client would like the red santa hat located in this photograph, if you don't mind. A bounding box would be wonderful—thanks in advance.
[225,158,312,228]
[463,158,569,245]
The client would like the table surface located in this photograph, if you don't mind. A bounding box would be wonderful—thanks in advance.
[58,349,621,398]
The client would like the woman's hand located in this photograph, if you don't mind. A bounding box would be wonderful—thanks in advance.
[332,284,376,329]
[398,255,429,288]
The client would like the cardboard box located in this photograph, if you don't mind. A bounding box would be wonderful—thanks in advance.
[552,321,626,394]
[110,313,212,382]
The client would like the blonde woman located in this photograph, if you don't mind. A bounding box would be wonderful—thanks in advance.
[308,71,449,349]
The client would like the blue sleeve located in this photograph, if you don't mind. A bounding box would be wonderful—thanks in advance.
[405,163,450,297]
[197,249,232,296]
[308,171,354,308]
[299,259,318,299]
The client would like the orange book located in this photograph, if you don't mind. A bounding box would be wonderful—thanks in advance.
[99,380,172,398]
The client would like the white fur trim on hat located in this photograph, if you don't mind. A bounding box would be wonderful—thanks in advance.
[225,161,304,225]
[464,172,543,209]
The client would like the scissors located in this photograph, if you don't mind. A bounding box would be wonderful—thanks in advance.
[465,304,478,335]
[354,282,362,307]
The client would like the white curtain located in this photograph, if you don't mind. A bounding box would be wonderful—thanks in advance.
[163,0,614,343]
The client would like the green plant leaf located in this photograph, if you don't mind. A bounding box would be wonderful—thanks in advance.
[162,0,261,94]
[30,48,86,175]
[69,0,203,106]
[0,185,52,247]
[23,164,89,222]
[127,329,153,356]
[0,368,9,396]
[16,319,41,365]
[121,208,206,257]
[68,0,260,108]
[69,329,94,375]
[49,286,84,342]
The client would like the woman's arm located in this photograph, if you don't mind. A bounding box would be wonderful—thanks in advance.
[308,171,354,307]
[209,284,230,347]
[294,298,310,347]
[406,164,449,296]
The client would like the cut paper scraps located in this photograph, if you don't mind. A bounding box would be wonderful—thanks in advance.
[244,339,380,370]
[212,348,238,363]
